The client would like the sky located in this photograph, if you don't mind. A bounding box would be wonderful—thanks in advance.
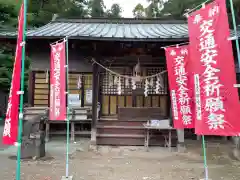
[104,0,150,18]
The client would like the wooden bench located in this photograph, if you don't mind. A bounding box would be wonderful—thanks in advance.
[45,107,92,142]
[143,120,173,151]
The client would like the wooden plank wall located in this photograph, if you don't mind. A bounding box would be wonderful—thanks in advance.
[34,72,49,106]
[33,71,92,107]
[101,95,168,116]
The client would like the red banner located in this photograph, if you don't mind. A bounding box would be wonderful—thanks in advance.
[165,45,195,129]
[188,0,240,135]
[2,4,24,145]
[49,41,66,121]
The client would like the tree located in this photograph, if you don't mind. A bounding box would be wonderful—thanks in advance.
[159,0,240,22]
[106,3,122,18]
[133,3,145,18]
[28,0,90,27]
[160,0,205,19]
[89,0,106,17]
[0,1,30,101]
[145,0,164,18]
[0,0,19,30]
[0,45,30,93]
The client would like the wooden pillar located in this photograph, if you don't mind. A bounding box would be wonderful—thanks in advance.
[132,93,137,107]
[48,70,51,107]
[28,70,35,106]
[91,61,99,145]
[98,73,103,118]
[166,72,172,126]
[81,75,85,107]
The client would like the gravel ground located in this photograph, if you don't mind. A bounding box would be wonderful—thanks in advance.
[0,139,239,180]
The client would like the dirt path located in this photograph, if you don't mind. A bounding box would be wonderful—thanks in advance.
[0,140,239,180]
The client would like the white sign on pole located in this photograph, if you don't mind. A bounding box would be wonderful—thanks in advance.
[68,94,81,107]
[86,89,92,104]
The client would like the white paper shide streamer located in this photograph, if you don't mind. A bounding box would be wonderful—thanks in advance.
[114,76,118,85]
[155,76,161,94]
[109,75,113,87]
[144,79,149,97]
[125,78,129,87]
[158,75,164,88]
[131,78,136,90]
[77,74,82,89]
[117,77,121,95]
[149,78,154,87]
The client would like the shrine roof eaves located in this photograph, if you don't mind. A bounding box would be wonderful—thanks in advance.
[0,18,189,41]
[0,17,239,41]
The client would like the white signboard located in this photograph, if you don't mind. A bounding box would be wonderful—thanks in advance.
[68,94,81,107]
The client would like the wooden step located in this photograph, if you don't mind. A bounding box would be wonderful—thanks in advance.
[97,125,145,135]
[96,134,177,146]
[97,120,146,126]
[99,116,118,121]
[97,134,144,146]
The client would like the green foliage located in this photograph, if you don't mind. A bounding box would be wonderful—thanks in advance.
[0,0,19,29]
[133,3,145,18]
[88,0,105,17]
[0,44,30,93]
[144,0,164,18]
[0,0,30,102]
[106,4,122,18]
[136,0,240,22]
[160,0,206,19]
[27,0,90,27]
[159,0,240,22]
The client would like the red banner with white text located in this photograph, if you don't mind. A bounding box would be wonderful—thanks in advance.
[2,4,24,145]
[165,45,195,129]
[188,0,240,135]
[49,41,66,121]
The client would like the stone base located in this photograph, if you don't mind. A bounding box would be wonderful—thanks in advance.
[61,176,73,180]
[89,143,97,152]
[177,143,186,153]
[230,148,240,161]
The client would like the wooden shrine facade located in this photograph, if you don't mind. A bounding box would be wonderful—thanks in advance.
[0,17,191,145]
[29,49,169,117]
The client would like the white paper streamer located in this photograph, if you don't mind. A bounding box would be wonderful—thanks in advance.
[131,78,136,90]
[117,77,122,95]
[125,78,129,87]
[155,76,160,94]
[109,75,113,87]
[144,79,149,97]
[114,76,118,85]
[77,75,82,89]
[149,78,154,87]
[158,74,164,88]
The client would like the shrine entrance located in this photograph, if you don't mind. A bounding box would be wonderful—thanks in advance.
[100,66,168,116]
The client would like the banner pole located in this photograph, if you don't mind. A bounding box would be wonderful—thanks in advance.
[229,0,240,69]
[16,0,28,180]
[201,135,209,180]
[65,37,71,179]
